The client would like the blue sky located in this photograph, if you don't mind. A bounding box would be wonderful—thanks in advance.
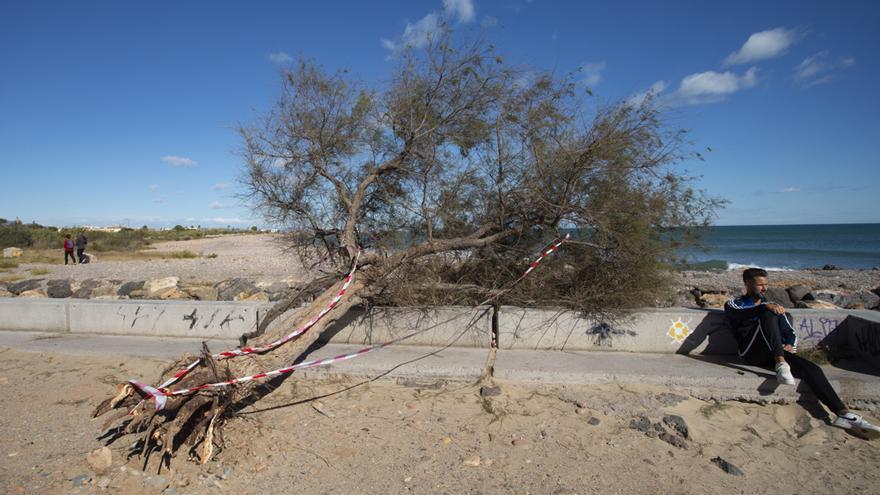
[1,0,878,227]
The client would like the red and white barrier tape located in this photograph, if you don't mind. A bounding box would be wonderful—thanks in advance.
[129,235,568,410]
[153,250,361,393]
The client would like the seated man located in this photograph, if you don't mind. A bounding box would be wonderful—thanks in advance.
[725,267,879,436]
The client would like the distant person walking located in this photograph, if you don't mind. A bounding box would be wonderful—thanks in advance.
[75,232,88,264]
[63,234,76,265]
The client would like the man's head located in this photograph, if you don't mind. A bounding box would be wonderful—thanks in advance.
[742,267,769,299]
[65,234,70,239]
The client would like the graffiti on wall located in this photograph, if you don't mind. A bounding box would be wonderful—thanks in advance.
[796,316,840,343]
[667,317,692,344]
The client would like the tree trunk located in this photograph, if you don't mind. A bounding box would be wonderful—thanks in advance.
[93,278,365,467]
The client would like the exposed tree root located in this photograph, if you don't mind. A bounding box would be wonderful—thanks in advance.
[91,279,365,470]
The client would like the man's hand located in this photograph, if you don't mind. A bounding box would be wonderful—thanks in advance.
[766,303,785,315]
[783,344,797,353]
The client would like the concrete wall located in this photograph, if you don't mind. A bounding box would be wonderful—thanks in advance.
[0,298,272,339]
[2,298,878,356]
[317,306,492,348]
[497,306,880,355]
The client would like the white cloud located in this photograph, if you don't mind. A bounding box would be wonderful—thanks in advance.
[780,187,801,193]
[161,155,197,167]
[794,51,855,87]
[211,182,232,190]
[670,67,758,105]
[383,0,477,52]
[205,217,249,224]
[148,184,159,192]
[443,0,475,23]
[401,12,442,49]
[578,61,605,87]
[153,194,169,204]
[268,52,292,64]
[724,27,797,65]
[209,201,227,209]
[626,80,667,108]
[481,15,498,27]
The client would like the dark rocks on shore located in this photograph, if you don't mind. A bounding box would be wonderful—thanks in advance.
[46,279,73,298]
[117,281,145,297]
[73,279,103,299]
[822,264,842,270]
[711,456,744,476]
[215,278,259,301]
[786,284,812,303]
[764,287,793,308]
[8,278,44,295]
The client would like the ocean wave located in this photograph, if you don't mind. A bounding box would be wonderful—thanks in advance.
[726,262,795,272]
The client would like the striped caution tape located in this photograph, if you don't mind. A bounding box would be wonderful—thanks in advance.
[129,235,568,410]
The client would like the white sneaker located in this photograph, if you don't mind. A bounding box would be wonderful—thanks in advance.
[833,413,880,439]
[775,362,796,385]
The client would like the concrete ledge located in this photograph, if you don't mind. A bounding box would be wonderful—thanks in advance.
[0,298,272,339]
[493,349,880,410]
[498,306,880,354]
[0,299,69,332]
[318,306,491,348]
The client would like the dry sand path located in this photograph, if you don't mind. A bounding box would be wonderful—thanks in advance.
[0,348,878,494]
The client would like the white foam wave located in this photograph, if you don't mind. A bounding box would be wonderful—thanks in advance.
[726,262,795,272]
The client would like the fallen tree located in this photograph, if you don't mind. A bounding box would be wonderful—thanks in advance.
[92,30,720,467]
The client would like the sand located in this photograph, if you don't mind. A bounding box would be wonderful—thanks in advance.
[0,348,878,494]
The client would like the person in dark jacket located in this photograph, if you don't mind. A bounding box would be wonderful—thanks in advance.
[725,267,879,437]
[75,232,88,264]
[63,234,76,265]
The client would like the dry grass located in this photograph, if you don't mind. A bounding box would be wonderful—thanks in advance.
[0,273,25,283]
[30,268,50,276]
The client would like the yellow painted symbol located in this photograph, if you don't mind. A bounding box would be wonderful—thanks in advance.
[667,317,691,343]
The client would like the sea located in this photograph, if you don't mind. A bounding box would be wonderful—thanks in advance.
[678,224,880,271]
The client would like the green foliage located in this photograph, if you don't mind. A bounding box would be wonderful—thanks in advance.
[169,250,198,259]
[0,224,33,248]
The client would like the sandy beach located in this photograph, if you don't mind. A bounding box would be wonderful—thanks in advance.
[0,348,878,494]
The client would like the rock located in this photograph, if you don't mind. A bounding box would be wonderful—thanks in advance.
[697,293,729,308]
[659,431,688,449]
[0,288,11,297]
[587,417,600,426]
[787,284,812,302]
[822,264,841,271]
[480,386,501,397]
[764,287,793,308]
[90,284,118,298]
[46,279,73,298]
[71,474,91,487]
[711,456,744,476]
[3,247,23,258]
[238,291,269,302]
[8,278,43,295]
[629,415,651,433]
[86,447,112,475]
[796,300,840,310]
[73,279,102,299]
[462,455,481,467]
[156,287,190,300]
[18,288,47,298]
[97,476,111,489]
[128,289,146,299]
[440,436,452,445]
[117,281,145,297]
[662,414,689,439]
[215,278,259,301]
[183,285,218,301]
[146,277,179,297]
[145,475,169,490]
[852,290,880,309]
